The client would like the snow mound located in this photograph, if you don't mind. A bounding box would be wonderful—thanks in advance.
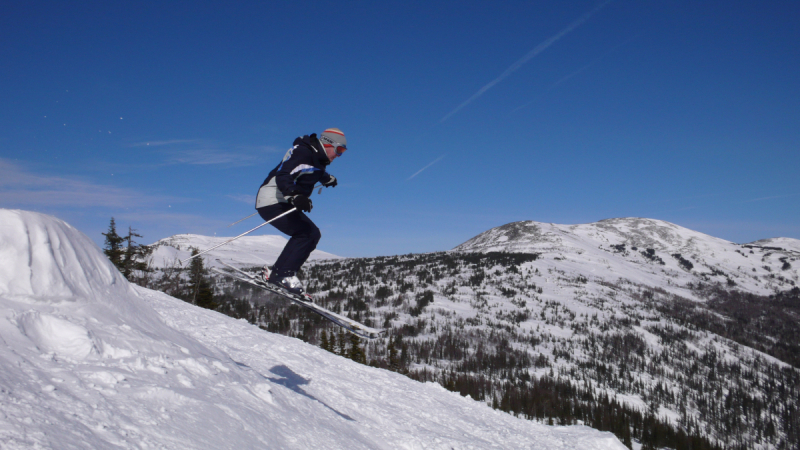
[0,208,625,449]
[16,310,98,360]
[0,209,204,362]
[0,209,134,303]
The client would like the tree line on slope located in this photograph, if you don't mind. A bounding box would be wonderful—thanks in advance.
[295,252,798,449]
[102,218,219,309]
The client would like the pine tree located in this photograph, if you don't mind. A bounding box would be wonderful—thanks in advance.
[398,335,409,371]
[187,249,216,310]
[348,333,365,364]
[336,329,347,356]
[387,337,400,371]
[102,217,125,269]
[320,330,332,352]
[121,226,151,282]
[101,219,152,285]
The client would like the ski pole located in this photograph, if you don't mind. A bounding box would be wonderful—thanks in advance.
[226,212,258,228]
[180,207,297,265]
[226,184,324,228]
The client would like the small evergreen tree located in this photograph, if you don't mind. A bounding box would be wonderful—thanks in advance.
[348,333,366,364]
[336,329,347,356]
[121,226,151,282]
[375,285,392,301]
[319,330,332,352]
[398,335,409,371]
[102,217,124,269]
[187,249,217,310]
[101,218,152,285]
[387,337,400,371]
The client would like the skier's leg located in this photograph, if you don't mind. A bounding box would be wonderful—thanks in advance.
[257,204,321,276]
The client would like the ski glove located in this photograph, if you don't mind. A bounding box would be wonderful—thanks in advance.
[322,175,338,188]
[288,194,313,213]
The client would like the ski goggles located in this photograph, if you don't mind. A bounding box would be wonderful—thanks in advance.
[323,142,347,156]
[321,136,347,156]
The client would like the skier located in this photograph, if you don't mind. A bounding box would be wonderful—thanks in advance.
[254,128,347,296]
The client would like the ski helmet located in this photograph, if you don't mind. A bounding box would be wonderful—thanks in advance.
[320,128,347,161]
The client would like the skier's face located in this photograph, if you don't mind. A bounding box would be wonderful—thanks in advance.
[324,143,346,162]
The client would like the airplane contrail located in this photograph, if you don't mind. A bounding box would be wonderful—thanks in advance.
[440,0,613,123]
[741,192,800,203]
[407,155,446,181]
[512,35,634,113]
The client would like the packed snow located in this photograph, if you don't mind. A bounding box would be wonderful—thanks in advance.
[0,209,625,450]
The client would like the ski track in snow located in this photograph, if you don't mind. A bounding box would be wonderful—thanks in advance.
[0,209,625,449]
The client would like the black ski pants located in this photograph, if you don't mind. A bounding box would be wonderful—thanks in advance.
[257,203,321,278]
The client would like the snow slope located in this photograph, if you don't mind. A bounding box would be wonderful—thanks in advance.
[148,233,341,269]
[0,209,624,450]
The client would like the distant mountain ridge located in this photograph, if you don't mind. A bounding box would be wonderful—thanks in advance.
[452,217,799,297]
[748,236,800,252]
[454,217,800,254]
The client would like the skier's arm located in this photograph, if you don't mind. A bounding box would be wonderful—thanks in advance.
[274,148,316,196]
[321,172,337,187]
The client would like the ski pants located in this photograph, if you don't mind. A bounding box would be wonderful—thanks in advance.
[256,203,321,278]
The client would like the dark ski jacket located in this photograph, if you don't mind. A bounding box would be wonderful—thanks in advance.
[255,134,335,208]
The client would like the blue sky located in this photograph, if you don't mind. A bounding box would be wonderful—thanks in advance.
[2,0,798,257]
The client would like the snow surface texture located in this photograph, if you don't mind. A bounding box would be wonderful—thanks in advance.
[0,209,625,449]
[452,217,800,296]
[148,233,340,270]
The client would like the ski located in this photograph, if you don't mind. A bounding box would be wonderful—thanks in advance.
[212,259,385,340]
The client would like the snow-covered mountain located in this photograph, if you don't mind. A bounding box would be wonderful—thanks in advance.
[453,217,799,297]
[0,209,624,450]
[147,233,341,269]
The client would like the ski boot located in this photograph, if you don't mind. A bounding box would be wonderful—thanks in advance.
[269,272,310,301]
[260,265,273,285]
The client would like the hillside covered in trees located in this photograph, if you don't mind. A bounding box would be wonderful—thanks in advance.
[137,218,800,450]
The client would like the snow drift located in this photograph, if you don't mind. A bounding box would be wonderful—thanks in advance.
[0,209,133,303]
[0,209,625,450]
